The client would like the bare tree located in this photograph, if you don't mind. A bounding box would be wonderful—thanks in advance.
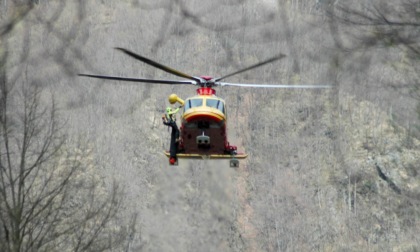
[329,1,420,56]
[0,65,128,252]
[0,1,130,251]
[328,0,420,133]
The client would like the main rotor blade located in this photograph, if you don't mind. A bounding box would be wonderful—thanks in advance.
[218,82,332,88]
[215,54,286,82]
[78,74,196,85]
[115,47,201,83]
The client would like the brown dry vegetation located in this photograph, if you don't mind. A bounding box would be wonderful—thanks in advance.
[1,0,419,251]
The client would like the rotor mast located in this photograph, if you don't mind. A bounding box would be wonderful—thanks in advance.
[197,76,216,95]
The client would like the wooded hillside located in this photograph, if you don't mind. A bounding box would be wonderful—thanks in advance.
[1,1,419,251]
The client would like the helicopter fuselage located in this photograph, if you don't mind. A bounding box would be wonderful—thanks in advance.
[176,88,238,156]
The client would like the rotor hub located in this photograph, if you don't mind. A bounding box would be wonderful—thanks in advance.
[198,76,216,87]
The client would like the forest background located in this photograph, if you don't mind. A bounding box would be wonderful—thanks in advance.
[1,0,419,251]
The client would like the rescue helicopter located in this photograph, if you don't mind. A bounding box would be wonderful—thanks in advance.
[79,48,330,167]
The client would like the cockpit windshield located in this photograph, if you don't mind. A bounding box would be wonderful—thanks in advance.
[184,98,203,110]
[183,98,225,114]
[206,99,225,113]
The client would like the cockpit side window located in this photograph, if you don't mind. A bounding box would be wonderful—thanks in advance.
[184,98,203,110]
[218,101,225,114]
[206,99,225,113]
[206,99,218,108]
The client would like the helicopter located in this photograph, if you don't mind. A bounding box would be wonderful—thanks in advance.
[79,48,330,167]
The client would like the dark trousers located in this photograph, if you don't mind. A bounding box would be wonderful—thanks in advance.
[164,121,179,158]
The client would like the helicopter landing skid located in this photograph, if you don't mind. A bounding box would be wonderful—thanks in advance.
[164,151,247,166]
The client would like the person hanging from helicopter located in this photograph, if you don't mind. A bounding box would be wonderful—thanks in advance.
[162,105,183,165]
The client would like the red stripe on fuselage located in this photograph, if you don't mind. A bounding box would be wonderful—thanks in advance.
[184,113,223,123]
